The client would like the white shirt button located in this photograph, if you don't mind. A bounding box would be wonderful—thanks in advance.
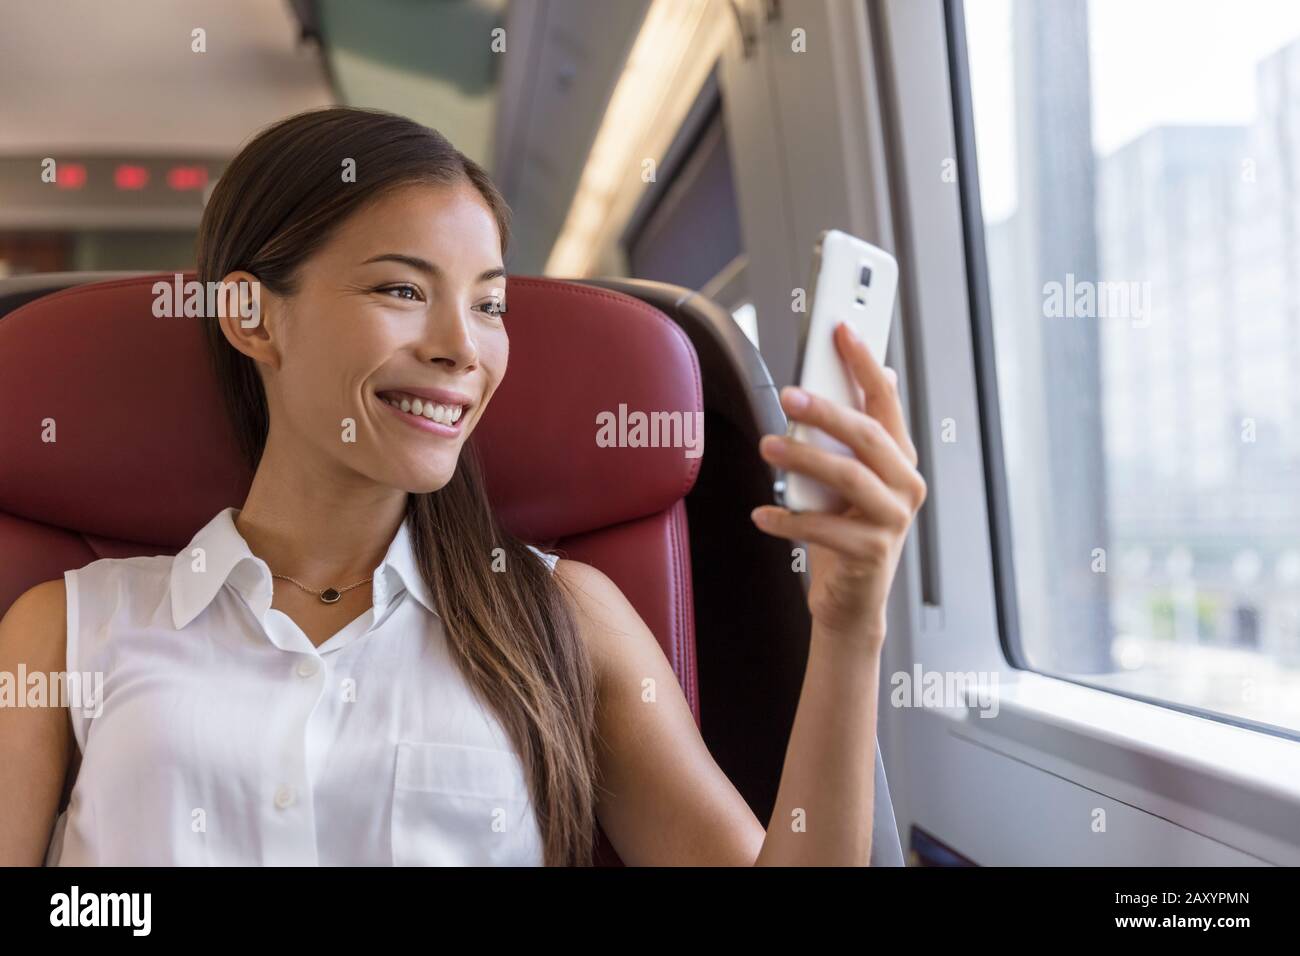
[274,785,297,809]
[296,658,320,678]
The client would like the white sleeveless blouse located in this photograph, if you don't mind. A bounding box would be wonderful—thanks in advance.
[45,507,555,866]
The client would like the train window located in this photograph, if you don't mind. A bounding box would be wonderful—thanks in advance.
[959,0,1300,734]
[623,83,744,294]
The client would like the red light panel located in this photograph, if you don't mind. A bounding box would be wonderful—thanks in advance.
[56,163,87,190]
[114,165,149,190]
[166,165,208,191]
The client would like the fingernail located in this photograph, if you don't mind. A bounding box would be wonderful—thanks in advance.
[750,507,769,525]
[762,435,787,456]
[782,387,809,410]
[840,321,861,343]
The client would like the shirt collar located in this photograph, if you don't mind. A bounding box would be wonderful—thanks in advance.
[376,515,438,618]
[170,507,438,630]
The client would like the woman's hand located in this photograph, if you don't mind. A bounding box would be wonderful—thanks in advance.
[752,321,927,652]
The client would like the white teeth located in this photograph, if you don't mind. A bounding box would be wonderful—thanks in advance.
[382,392,466,426]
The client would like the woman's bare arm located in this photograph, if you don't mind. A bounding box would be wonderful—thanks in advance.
[557,558,883,866]
[555,558,767,866]
[0,580,73,866]
[752,621,881,864]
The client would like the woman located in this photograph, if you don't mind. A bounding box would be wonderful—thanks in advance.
[0,107,925,866]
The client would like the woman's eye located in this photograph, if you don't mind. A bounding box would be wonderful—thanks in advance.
[478,299,506,318]
[378,284,422,301]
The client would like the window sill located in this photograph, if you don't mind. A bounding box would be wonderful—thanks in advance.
[941,672,1300,865]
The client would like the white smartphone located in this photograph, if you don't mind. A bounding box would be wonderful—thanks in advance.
[774,229,899,513]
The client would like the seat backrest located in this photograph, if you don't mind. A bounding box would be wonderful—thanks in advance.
[0,272,704,866]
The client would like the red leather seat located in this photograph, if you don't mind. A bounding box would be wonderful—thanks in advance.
[0,273,703,867]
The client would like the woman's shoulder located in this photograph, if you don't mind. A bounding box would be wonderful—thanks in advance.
[547,557,659,684]
[6,555,175,643]
[0,578,67,670]
[67,554,174,599]
[0,554,166,657]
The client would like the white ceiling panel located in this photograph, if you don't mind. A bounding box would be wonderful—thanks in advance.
[0,0,334,156]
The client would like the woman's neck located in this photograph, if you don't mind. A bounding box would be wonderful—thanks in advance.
[233,440,409,588]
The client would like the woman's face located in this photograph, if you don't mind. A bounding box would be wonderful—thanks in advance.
[233,181,509,493]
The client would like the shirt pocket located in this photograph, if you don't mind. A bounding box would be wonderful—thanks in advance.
[391,740,543,866]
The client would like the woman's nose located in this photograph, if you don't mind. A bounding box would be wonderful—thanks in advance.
[416,308,479,368]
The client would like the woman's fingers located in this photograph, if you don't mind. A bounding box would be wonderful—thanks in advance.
[751,504,898,564]
[760,432,918,528]
[779,385,920,496]
[834,322,918,467]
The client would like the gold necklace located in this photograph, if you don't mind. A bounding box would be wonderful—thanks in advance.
[271,573,373,605]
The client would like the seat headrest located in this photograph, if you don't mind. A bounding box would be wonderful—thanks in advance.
[0,273,703,546]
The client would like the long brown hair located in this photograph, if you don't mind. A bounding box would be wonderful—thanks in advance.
[196,106,598,866]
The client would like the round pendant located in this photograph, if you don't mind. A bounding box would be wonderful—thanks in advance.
[320,587,342,604]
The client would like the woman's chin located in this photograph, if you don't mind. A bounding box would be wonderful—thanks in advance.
[382,465,457,496]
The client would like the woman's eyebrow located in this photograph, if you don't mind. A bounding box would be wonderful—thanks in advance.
[359,253,506,283]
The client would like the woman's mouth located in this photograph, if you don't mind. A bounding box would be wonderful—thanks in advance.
[376,390,469,436]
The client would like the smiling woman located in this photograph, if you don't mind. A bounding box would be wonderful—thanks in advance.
[192,107,599,866]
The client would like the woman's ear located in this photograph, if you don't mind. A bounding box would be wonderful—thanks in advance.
[216,270,281,370]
